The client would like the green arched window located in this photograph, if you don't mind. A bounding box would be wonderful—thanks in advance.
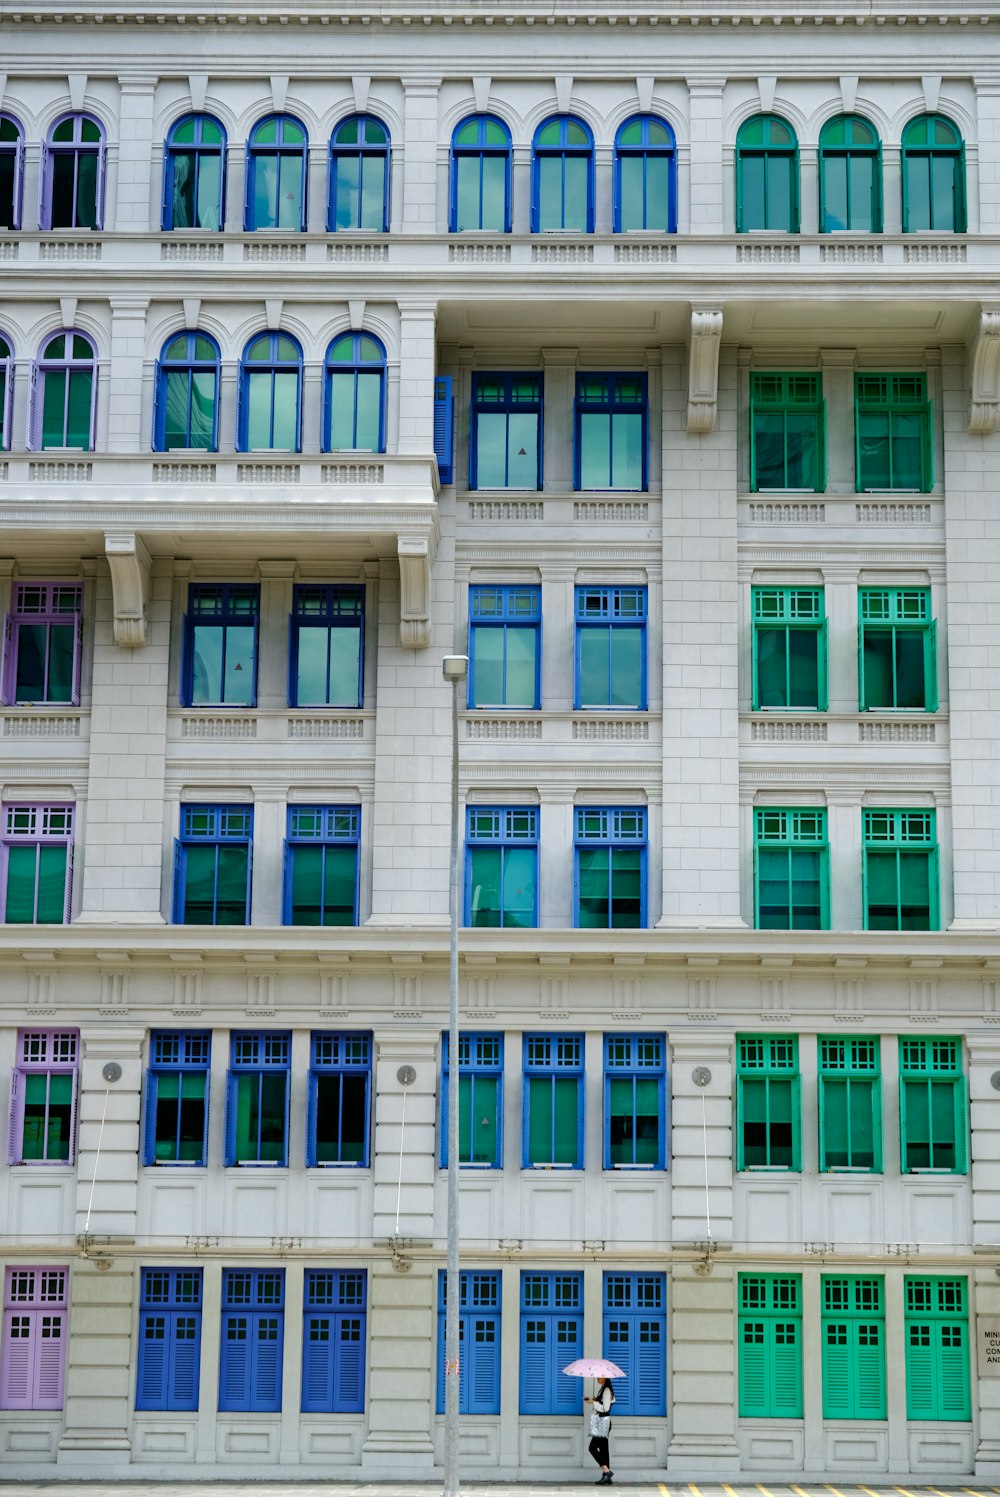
[819,115,882,233]
[901,114,966,233]
[736,114,799,233]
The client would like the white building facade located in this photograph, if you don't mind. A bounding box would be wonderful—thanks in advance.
[0,0,1000,1481]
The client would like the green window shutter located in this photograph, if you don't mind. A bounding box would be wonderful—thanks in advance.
[822,1321,851,1417]
[770,1322,803,1416]
[954,1073,969,1173]
[922,400,934,491]
[905,1321,936,1417]
[926,618,939,712]
[818,617,829,710]
[856,1323,887,1419]
[938,1324,971,1419]
[857,589,867,710]
[739,1321,769,1415]
[819,1077,843,1171]
[817,398,827,492]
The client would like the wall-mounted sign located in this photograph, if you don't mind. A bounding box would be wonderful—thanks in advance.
[978,1316,1000,1377]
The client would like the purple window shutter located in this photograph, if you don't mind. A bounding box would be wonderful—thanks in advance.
[39,141,51,230]
[2,359,12,449]
[33,1311,66,1408]
[95,136,107,230]
[70,613,83,707]
[63,838,74,929]
[88,358,97,451]
[0,1307,34,1407]
[13,138,23,231]
[25,362,39,451]
[7,1068,21,1163]
[0,614,15,706]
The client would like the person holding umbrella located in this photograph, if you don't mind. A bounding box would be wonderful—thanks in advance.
[562,1356,625,1485]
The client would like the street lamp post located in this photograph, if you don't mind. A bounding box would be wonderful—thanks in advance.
[441,653,468,1497]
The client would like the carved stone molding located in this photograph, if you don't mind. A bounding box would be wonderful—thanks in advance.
[687,305,724,434]
[104,530,150,647]
[397,530,436,649]
[968,307,1000,435]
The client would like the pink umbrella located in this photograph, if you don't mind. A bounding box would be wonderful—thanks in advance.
[562,1357,627,1379]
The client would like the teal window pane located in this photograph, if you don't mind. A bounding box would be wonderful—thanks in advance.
[611,413,643,489]
[503,627,537,707]
[334,157,359,230]
[788,630,820,707]
[579,627,610,705]
[741,1076,769,1165]
[562,155,588,231]
[608,1076,634,1164]
[171,153,195,227]
[246,372,272,447]
[928,1083,957,1167]
[14,624,46,702]
[76,151,98,229]
[271,372,298,451]
[824,155,849,230]
[899,853,932,930]
[481,154,507,230]
[895,632,928,709]
[752,412,786,487]
[468,846,502,926]
[862,632,894,708]
[188,371,216,449]
[580,412,611,488]
[36,843,68,923]
[65,370,92,448]
[849,155,875,229]
[643,153,671,230]
[354,372,382,451]
[788,848,823,929]
[931,155,956,230]
[741,155,767,229]
[163,370,190,449]
[906,157,931,230]
[190,624,224,702]
[619,156,645,231]
[455,155,480,231]
[196,154,221,230]
[475,413,507,487]
[253,155,277,227]
[526,1076,549,1162]
[5,844,37,922]
[611,628,642,707]
[578,846,610,927]
[769,156,793,228]
[276,154,302,229]
[758,847,792,929]
[552,1076,578,1162]
[321,846,357,925]
[866,850,903,930]
[328,372,354,450]
[41,371,66,447]
[891,411,923,489]
[359,155,384,231]
[460,1074,498,1164]
[506,412,539,488]
[610,847,642,928]
[823,1079,850,1166]
[768,1079,794,1165]
[471,628,504,705]
[290,844,323,924]
[220,625,255,705]
[849,1080,876,1168]
[858,410,890,487]
[903,1082,931,1167]
[784,414,818,490]
[536,156,563,230]
[21,1073,49,1158]
[501,846,536,928]
[182,843,219,924]
[756,629,786,707]
[609,1076,659,1165]
[215,845,249,924]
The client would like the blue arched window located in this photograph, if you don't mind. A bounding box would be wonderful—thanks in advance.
[901,114,966,233]
[819,115,882,233]
[32,331,97,451]
[735,114,799,233]
[163,114,227,232]
[324,333,386,453]
[154,332,221,451]
[531,115,594,233]
[614,115,676,232]
[238,332,302,452]
[42,113,106,230]
[329,115,390,232]
[245,115,307,231]
[450,115,512,232]
[0,115,24,230]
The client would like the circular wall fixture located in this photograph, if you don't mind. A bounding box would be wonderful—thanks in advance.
[691,1066,712,1088]
[101,1062,123,1083]
[397,1065,417,1086]
[990,1071,1000,1092]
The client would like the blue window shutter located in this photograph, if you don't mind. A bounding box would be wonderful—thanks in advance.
[179,614,191,707]
[244,836,254,923]
[467,1315,500,1415]
[552,1316,583,1413]
[440,1069,449,1169]
[301,1313,333,1413]
[170,1314,201,1412]
[224,1071,237,1167]
[436,1307,446,1415]
[172,839,184,923]
[612,155,622,232]
[519,1317,548,1415]
[281,840,292,927]
[161,149,173,231]
[243,151,253,231]
[305,1069,317,1168]
[286,613,296,708]
[143,1073,159,1166]
[433,376,454,484]
[252,1316,283,1412]
[321,366,331,453]
[152,360,164,451]
[136,1314,168,1410]
[636,1320,665,1415]
[219,1315,251,1411]
[335,1315,365,1413]
[279,1067,289,1166]
[236,364,247,451]
[604,1314,633,1413]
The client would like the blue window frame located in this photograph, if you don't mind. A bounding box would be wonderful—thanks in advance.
[603,1272,666,1415]
[289,583,364,710]
[531,116,594,233]
[225,1032,290,1167]
[471,374,542,491]
[153,332,220,452]
[283,807,360,928]
[614,115,676,232]
[219,1269,284,1413]
[182,583,260,708]
[329,115,389,232]
[162,113,226,231]
[323,333,386,453]
[441,1033,504,1168]
[437,1271,501,1414]
[144,1031,211,1166]
[307,1031,372,1168]
[575,374,647,491]
[136,1268,203,1412]
[575,585,647,710]
[575,807,647,929]
[238,332,302,452]
[245,115,307,231]
[451,115,512,233]
[522,1034,584,1169]
[519,1272,583,1414]
[465,807,537,929]
[604,1034,665,1170]
[302,1269,366,1413]
[468,585,541,710]
[173,805,253,927]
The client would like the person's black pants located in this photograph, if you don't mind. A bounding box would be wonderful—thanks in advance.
[589,1435,610,1469]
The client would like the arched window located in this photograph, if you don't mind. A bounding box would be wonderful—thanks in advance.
[0,335,12,449]
[238,332,302,452]
[531,115,594,233]
[735,114,799,233]
[154,332,221,451]
[819,115,882,233]
[245,115,307,232]
[0,116,24,230]
[163,114,227,232]
[32,332,97,451]
[329,115,390,232]
[614,115,676,232]
[450,115,512,232]
[42,114,105,230]
[901,113,966,233]
[323,333,386,453]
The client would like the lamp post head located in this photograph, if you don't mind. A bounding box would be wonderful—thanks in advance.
[442,654,469,682]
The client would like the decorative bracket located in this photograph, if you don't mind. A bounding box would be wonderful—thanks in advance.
[687,305,724,434]
[968,307,1000,435]
[397,529,437,649]
[104,531,150,647]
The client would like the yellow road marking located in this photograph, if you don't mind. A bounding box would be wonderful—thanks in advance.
[722,1485,740,1497]
[825,1485,849,1497]
[895,1489,921,1497]
[689,1486,702,1497]
[792,1485,815,1497]
[961,1488,990,1497]
[758,1485,776,1497]
[860,1486,885,1497]
[657,1486,671,1497]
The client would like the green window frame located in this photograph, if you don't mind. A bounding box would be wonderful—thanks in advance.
[738,1274,802,1417]
[736,1035,800,1171]
[859,588,937,713]
[818,1037,882,1172]
[901,115,966,234]
[754,809,829,931]
[899,1037,967,1174]
[863,809,938,933]
[854,373,933,493]
[752,587,827,711]
[818,115,883,233]
[821,1276,886,1419]
[904,1277,971,1421]
[750,373,825,493]
[735,115,799,233]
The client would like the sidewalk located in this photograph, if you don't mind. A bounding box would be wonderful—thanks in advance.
[0,1483,988,1496]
